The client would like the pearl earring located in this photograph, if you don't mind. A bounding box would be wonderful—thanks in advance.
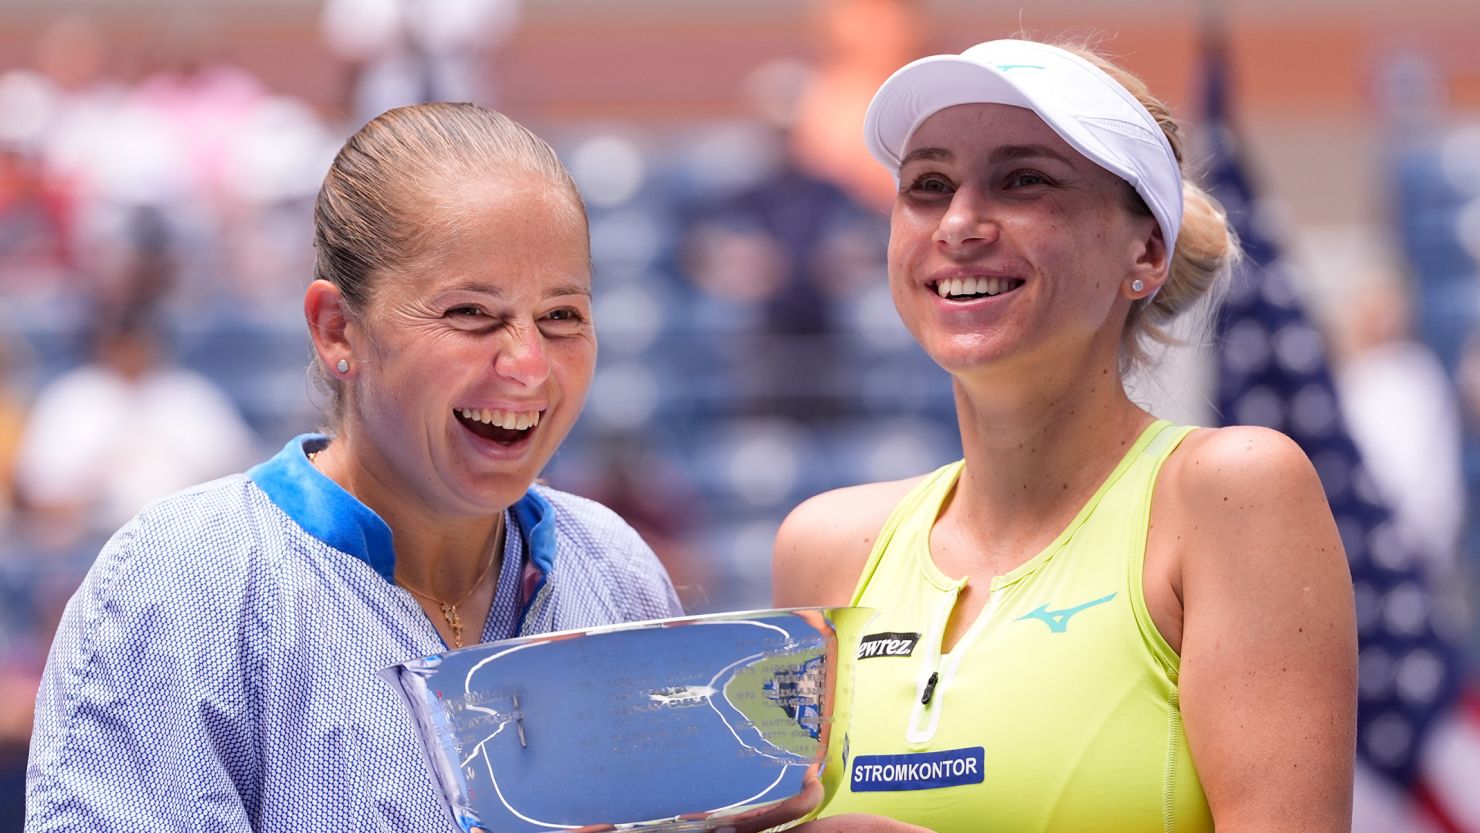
[336,359,350,374]
[1130,279,1145,293]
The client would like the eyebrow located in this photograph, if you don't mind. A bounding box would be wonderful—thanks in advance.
[547,283,593,299]
[988,143,1076,166]
[898,143,1076,171]
[898,147,953,170]
[444,280,592,299]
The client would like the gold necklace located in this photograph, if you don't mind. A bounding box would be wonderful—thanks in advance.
[397,515,505,649]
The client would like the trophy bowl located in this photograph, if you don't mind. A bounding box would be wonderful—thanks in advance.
[381,607,873,833]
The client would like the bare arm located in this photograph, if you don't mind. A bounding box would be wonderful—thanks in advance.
[772,478,921,608]
[1169,427,1357,832]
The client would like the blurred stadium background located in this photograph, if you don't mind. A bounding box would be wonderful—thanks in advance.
[2,0,1479,829]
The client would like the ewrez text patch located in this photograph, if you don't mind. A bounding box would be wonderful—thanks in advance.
[856,632,921,659]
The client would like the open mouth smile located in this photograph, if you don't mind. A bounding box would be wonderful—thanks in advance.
[930,276,1025,300]
[455,407,543,444]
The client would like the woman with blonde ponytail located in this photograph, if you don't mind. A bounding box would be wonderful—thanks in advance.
[775,38,1355,833]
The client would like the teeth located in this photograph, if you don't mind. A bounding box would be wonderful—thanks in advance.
[937,277,1016,298]
[457,408,542,430]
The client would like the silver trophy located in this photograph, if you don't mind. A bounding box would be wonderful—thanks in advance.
[381,607,871,832]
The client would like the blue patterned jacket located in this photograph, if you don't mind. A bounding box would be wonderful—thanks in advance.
[26,435,682,831]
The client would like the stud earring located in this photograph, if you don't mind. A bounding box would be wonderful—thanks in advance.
[1130,279,1145,293]
[336,359,350,374]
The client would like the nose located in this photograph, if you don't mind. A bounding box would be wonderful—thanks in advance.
[933,187,999,250]
[493,323,551,388]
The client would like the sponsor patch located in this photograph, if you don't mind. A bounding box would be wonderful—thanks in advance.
[856,631,921,660]
[850,747,985,792]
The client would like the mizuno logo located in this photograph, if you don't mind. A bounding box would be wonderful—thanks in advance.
[857,632,921,660]
[993,63,1045,72]
[1016,592,1117,633]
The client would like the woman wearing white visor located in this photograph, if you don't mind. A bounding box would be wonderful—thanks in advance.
[776,39,1356,832]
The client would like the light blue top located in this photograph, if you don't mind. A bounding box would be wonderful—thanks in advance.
[26,434,682,832]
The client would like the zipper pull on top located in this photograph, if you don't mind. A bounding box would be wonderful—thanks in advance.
[921,671,940,705]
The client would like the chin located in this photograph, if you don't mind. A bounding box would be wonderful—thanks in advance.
[479,467,544,500]
[436,458,536,510]
[924,338,1013,373]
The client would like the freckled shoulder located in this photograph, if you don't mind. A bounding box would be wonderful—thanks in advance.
[1159,425,1324,519]
[772,477,926,608]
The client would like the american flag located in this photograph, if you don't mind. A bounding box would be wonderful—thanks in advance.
[1201,34,1480,832]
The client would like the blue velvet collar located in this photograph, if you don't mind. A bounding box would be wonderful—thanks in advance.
[247,434,555,582]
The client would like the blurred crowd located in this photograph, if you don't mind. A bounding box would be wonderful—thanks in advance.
[1,0,1480,828]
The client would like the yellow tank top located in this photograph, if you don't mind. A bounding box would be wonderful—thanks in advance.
[819,421,1212,832]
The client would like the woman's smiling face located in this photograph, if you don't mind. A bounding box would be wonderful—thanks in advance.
[887,102,1160,378]
[342,178,596,518]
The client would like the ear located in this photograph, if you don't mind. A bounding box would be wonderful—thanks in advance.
[304,279,356,377]
[1124,220,1170,300]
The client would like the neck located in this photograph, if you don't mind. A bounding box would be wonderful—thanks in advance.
[310,433,508,597]
[946,350,1153,551]
[389,511,506,598]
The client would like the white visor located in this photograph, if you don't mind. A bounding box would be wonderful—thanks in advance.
[864,39,1183,252]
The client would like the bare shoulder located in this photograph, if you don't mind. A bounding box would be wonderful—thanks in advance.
[1159,424,1345,582]
[1160,429,1326,526]
[1165,424,1319,499]
[772,476,926,608]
